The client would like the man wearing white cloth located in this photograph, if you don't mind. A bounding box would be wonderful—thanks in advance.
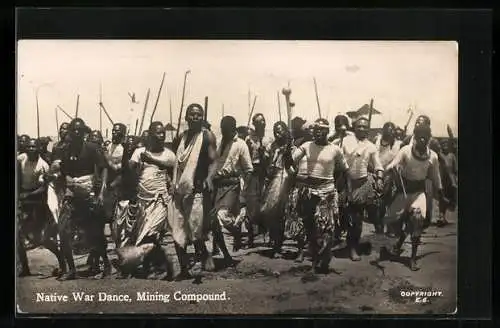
[171,103,218,279]
[17,139,64,277]
[384,124,444,271]
[127,122,177,279]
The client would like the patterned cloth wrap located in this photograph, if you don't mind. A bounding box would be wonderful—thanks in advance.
[350,173,383,207]
[64,175,95,201]
[284,185,305,241]
[210,176,242,232]
[295,179,338,256]
[131,181,172,247]
[112,200,141,248]
[17,192,56,246]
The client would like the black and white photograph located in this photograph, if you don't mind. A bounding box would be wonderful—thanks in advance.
[16,40,458,315]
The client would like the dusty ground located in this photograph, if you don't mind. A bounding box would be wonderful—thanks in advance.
[16,202,456,315]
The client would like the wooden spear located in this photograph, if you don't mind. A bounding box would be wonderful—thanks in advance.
[367,98,374,128]
[99,83,103,133]
[276,91,282,121]
[55,108,59,139]
[222,104,225,117]
[149,72,166,123]
[247,95,258,127]
[36,92,40,138]
[134,119,139,136]
[99,101,114,125]
[248,90,251,116]
[175,70,191,141]
[169,96,174,141]
[75,94,80,118]
[204,96,208,121]
[138,88,151,136]
[313,77,322,119]
[404,105,414,134]
[57,105,73,120]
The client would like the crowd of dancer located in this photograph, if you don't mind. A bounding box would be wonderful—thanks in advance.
[17,103,458,281]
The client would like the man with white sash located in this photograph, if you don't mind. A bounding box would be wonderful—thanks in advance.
[171,103,218,279]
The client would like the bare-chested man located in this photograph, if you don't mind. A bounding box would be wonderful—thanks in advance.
[104,124,126,221]
[244,113,273,249]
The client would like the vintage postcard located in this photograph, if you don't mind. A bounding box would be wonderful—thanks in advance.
[16,40,458,315]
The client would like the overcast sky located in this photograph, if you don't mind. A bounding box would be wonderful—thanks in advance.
[17,40,458,139]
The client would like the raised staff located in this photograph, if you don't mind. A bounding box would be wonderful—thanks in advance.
[57,105,73,120]
[175,69,191,141]
[282,86,292,128]
[276,91,282,121]
[313,77,322,119]
[138,88,151,135]
[367,98,374,128]
[246,95,258,127]
[149,72,166,123]
[75,94,80,118]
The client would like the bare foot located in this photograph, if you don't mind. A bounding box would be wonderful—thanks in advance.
[203,255,215,272]
[409,260,420,271]
[57,272,76,281]
[350,248,361,261]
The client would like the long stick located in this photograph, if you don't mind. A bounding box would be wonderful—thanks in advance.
[248,90,251,116]
[204,96,208,121]
[276,91,282,121]
[57,105,73,120]
[138,88,151,135]
[99,83,103,133]
[55,108,59,139]
[36,93,40,138]
[169,97,174,141]
[99,102,114,125]
[75,94,80,118]
[367,98,374,128]
[222,104,225,117]
[175,70,191,141]
[404,111,414,134]
[134,119,139,136]
[313,77,322,119]
[149,72,166,123]
[247,95,258,127]
[105,129,109,139]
